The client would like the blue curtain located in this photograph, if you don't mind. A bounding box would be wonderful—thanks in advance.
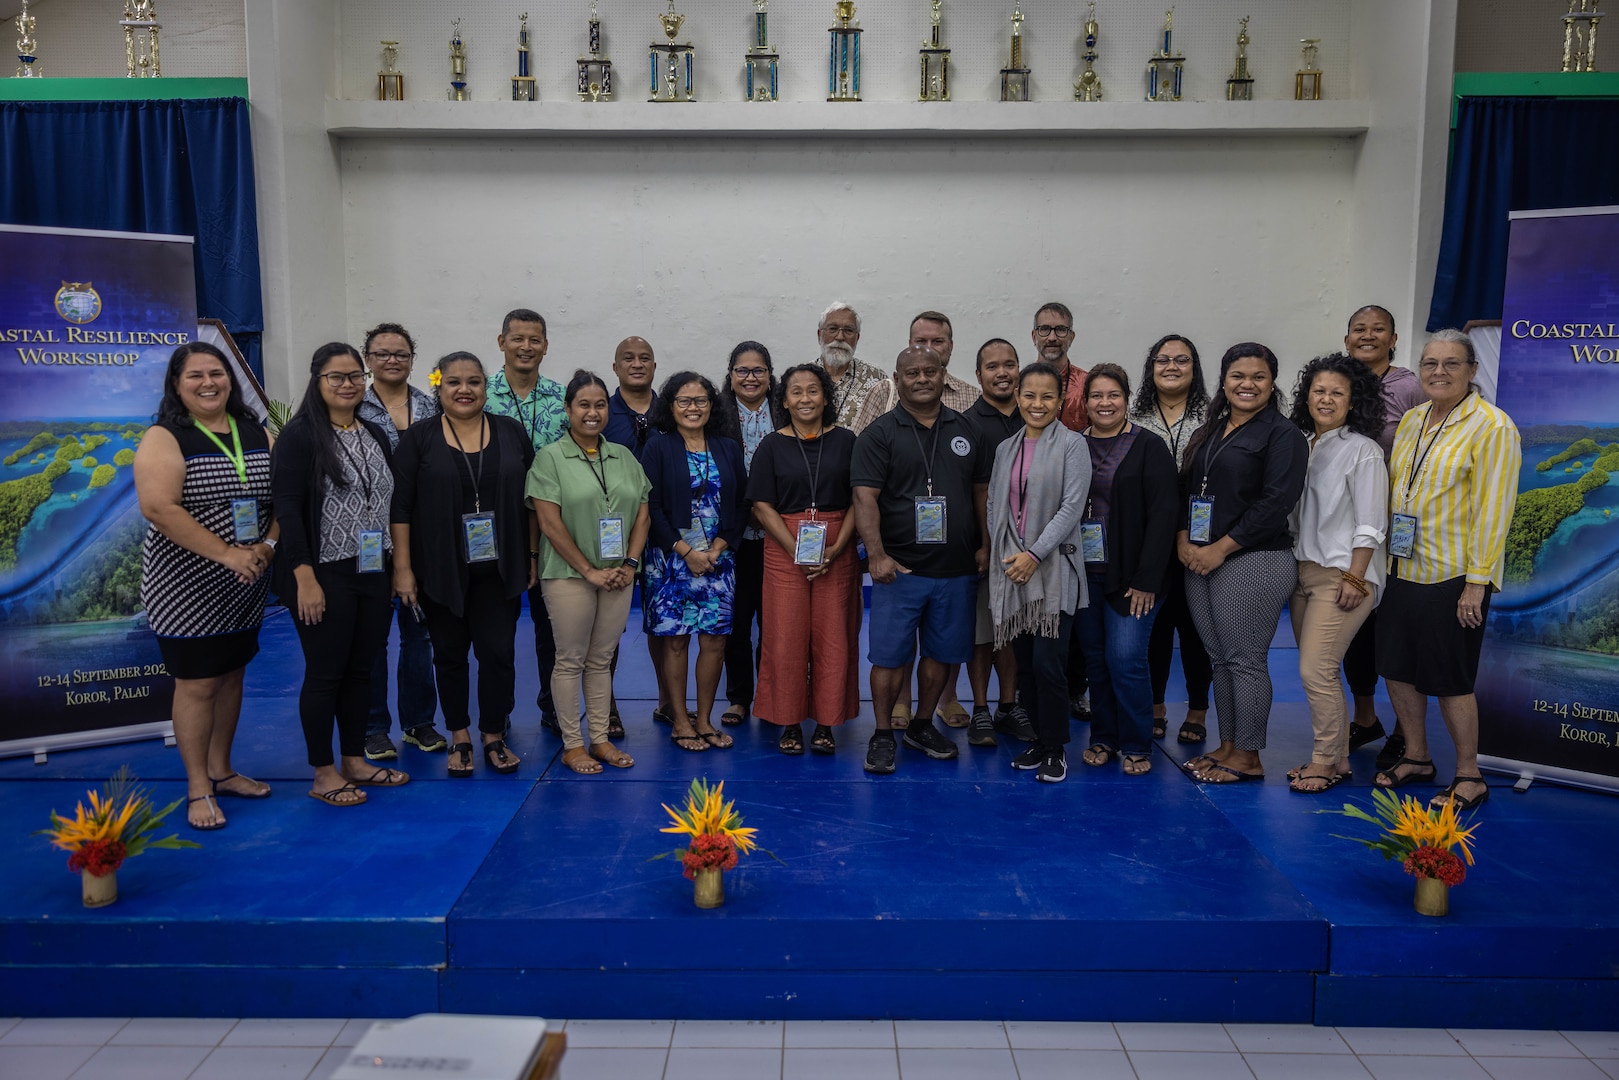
[0,98,264,378]
[1429,96,1619,331]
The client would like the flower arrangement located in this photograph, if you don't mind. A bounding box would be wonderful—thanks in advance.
[1325,787,1479,886]
[37,768,200,878]
[655,778,759,879]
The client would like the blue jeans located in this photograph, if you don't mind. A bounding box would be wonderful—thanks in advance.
[366,597,439,736]
[1075,588,1160,757]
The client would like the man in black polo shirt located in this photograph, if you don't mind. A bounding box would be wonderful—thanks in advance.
[852,346,992,774]
[961,338,1032,748]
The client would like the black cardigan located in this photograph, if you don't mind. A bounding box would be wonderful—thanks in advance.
[641,429,748,553]
[390,412,535,617]
[1095,428,1181,617]
[269,414,394,599]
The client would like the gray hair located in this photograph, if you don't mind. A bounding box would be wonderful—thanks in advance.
[1424,328,1477,366]
[818,301,862,334]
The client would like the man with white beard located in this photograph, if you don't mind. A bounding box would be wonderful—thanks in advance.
[813,301,888,432]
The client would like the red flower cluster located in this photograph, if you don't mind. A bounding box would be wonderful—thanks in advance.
[680,834,738,879]
[67,839,127,878]
[1403,845,1465,886]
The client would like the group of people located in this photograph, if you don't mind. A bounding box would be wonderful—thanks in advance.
[131,299,1519,828]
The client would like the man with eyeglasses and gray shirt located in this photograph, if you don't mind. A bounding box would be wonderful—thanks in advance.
[812,301,889,432]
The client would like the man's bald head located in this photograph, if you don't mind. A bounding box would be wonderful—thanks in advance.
[613,336,657,392]
[894,345,944,410]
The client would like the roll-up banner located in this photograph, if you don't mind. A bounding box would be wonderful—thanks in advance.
[1480,205,1619,794]
[0,224,198,760]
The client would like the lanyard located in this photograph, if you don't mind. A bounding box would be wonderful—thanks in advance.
[1198,415,1246,497]
[1402,398,1463,509]
[1156,401,1187,460]
[690,440,713,492]
[501,377,539,446]
[791,426,824,516]
[1085,425,1131,517]
[192,415,248,486]
[575,435,611,507]
[1012,435,1036,536]
[333,427,376,507]
[447,414,488,514]
[906,412,943,497]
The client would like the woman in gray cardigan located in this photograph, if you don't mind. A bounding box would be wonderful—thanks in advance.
[988,362,1092,783]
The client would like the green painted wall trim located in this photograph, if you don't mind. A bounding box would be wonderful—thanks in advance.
[0,78,248,102]
[1452,71,1619,127]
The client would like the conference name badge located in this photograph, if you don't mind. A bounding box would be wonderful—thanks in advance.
[1081,520,1106,564]
[598,516,625,561]
[231,498,260,545]
[794,520,828,565]
[915,497,947,544]
[462,512,499,563]
[681,516,712,553]
[356,530,385,574]
[1390,512,1418,560]
[1188,496,1215,545]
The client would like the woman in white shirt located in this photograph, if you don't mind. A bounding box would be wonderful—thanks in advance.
[1286,354,1389,793]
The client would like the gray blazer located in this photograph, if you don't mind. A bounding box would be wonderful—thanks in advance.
[986,421,1091,645]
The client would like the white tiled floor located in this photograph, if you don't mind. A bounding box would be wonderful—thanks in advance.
[0,1018,1615,1079]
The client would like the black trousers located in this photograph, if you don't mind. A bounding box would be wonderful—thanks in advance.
[1015,613,1075,749]
[724,536,765,709]
[527,581,557,717]
[1342,606,1379,699]
[1065,625,1088,699]
[1148,560,1212,711]
[426,564,520,735]
[290,560,394,768]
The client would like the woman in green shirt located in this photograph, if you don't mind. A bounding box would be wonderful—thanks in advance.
[528,370,652,774]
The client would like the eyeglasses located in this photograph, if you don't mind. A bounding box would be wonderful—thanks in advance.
[1419,359,1473,373]
[1034,325,1072,339]
[821,325,859,339]
[1153,355,1193,367]
[674,396,711,409]
[732,367,769,379]
[320,371,371,387]
[367,350,413,362]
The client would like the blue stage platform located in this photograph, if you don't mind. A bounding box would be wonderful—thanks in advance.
[2,604,1616,1028]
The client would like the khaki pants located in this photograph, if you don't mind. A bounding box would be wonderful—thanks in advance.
[542,576,634,751]
[1290,559,1375,765]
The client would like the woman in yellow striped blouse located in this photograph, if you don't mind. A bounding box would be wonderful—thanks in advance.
[1374,329,1521,811]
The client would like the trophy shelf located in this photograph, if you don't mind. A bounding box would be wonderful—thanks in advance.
[324,97,1369,140]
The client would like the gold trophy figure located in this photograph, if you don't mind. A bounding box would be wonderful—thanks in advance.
[1562,0,1605,72]
[746,0,780,102]
[378,41,404,100]
[920,0,951,101]
[15,0,40,78]
[448,19,469,100]
[649,0,694,101]
[1075,1,1103,102]
[512,12,537,100]
[827,1,862,102]
[1294,38,1322,100]
[1000,3,1030,102]
[578,0,614,101]
[1146,7,1184,101]
[120,0,162,79]
[1226,17,1254,101]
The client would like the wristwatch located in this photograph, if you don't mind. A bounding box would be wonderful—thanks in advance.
[261,537,278,551]
[624,556,640,570]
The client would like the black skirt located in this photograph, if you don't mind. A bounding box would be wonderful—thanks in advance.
[156,626,262,680]
[1375,573,1490,697]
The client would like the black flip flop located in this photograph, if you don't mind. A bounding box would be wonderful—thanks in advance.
[810,725,836,754]
[447,741,475,778]
[1177,721,1207,744]
[482,739,520,775]
[186,794,227,831]
[721,705,748,727]
[778,724,805,755]
[1374,757,1436,789]
[1430,775,1490,811]
[210,772,270,799]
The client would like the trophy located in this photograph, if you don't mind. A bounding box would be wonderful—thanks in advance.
[120,0,161,79]
[1294,38,1322,100]
[745,0,780,102]
[1226,17,1254,101]
[15,0,40,78]
[1000,3,1030,102]
[1562,0,1604,72]
[1074,2,1103,102]
[578,0,614,101]
[649,0,694,102]
[378,41,404,100]
[1145,7,1184,101]
[448,19,469,100]
[828,2,861,102]
[511,13,537,100]
[919,0,950,102]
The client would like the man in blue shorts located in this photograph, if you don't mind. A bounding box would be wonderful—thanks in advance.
[852,345,991,774]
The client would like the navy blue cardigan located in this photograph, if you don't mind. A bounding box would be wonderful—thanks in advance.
[641,429,747,554]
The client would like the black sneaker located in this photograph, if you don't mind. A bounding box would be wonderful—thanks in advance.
[1037,747,1069,783]
[1375,731,1407,772]
[402,725,448,752]
[902,722,959,760]
[364,733,398,761]
[1348,717,1387,751]
[1010,743,1045,770]
[1069,693,1091,721]
[967,708,998,747]
[865,732,897,774]
[993,704,1037,743]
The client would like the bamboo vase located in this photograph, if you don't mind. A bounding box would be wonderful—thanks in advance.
[693,868,725,909]
[1413,876,1448,917]
[81,869,118,908]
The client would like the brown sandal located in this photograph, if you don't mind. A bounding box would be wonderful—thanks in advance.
[590,742,635,769]
[563,747,603,774]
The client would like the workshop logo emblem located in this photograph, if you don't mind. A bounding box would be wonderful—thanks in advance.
[54,281,102,325]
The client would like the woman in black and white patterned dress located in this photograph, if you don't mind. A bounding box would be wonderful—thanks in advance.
[135,343,277,831]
